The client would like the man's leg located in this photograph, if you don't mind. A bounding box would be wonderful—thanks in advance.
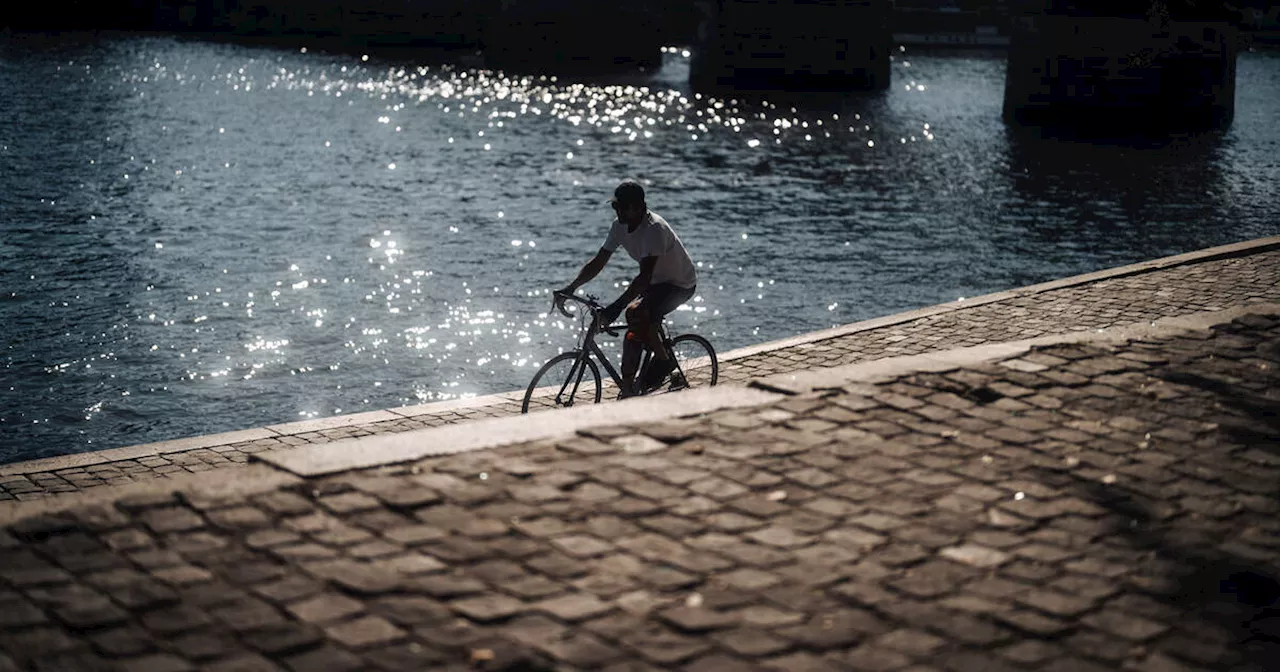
[629,306,671,393]
[627,287,679,364]
[631,307,668,362]
[620,323,644,394]
[619,294,650,394]
[630,284,694,391]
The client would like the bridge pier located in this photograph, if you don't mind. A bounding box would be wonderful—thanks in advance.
[1003,1,1238,135]
[216,1,490,48]
[483,1,663,73]
[690,0,892,92]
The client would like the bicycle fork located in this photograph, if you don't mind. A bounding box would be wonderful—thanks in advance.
[555,352,592,407]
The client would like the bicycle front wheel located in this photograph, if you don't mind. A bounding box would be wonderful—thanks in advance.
[521,351,602,414]
[669,334,718,390]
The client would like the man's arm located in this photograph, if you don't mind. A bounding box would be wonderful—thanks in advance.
[613,256,657,308]
[599,256,656,324]
[560,248,613,294]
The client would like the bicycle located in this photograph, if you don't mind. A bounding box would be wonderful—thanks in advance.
[520,291,718,414]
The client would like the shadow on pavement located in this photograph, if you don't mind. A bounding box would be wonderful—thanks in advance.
[1049,468,1280,671]
[1029,318,1280,670]
[1152,324,1280,455]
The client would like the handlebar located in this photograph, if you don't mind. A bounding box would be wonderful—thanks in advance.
[552,290,600,318]
[552,291,621,336]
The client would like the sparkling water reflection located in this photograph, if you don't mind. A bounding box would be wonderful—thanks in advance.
[2,34,1278,463]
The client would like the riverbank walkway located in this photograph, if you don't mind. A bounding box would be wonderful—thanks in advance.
[3,238,1280,500]
[0,237,1278,671]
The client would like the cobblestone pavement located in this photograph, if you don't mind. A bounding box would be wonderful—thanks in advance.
[2,247,1278,500]
[2,308,1278,671]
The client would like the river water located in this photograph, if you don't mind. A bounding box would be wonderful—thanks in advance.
[2,33,1278,464]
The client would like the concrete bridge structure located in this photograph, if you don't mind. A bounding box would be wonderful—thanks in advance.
[689,0,892,92]
[1003,0,1240,134]
[2,1,1244,129]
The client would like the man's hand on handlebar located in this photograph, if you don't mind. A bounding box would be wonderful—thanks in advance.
[552,289,571,318]
[551,289,618,334]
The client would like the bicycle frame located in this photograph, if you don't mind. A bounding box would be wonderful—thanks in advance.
[551,294,681,401]
[580,327,627,390]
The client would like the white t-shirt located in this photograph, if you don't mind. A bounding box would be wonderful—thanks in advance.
[602,210,697,289]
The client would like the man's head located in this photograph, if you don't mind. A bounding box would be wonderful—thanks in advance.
[611,179,647,227]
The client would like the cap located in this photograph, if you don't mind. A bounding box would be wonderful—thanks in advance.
[610,179,645,206]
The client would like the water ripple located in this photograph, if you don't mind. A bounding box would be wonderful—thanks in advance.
[1,34,1278,462]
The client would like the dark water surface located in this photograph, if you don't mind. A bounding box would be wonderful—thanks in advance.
[2,33,1278,463]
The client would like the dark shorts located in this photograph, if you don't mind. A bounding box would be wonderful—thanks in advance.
[632,283,696,320]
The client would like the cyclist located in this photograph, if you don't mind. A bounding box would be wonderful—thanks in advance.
[555,179,698,396]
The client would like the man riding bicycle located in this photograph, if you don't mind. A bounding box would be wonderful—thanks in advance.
[555,179,698,396]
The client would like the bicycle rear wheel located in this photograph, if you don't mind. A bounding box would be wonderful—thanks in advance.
[668,334,718,390]
[521,351,602,414]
